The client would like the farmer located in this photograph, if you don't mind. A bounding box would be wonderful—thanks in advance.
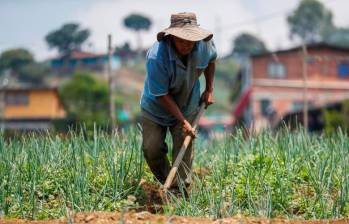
[140,12,217,189]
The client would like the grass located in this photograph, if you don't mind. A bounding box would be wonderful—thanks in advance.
[0,127,349,220]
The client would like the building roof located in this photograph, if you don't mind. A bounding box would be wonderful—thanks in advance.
[0,86,59,92]
[69,50,101,59]
[50,50,107,61]
[252,42,349,58]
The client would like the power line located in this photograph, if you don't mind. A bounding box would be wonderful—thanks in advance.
[221,0,340,31]
[221,8,292,30]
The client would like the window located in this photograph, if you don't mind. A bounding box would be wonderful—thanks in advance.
[338,62,349,77]
[5,92,29,106]
[260,99,271,116]
[267,62,286,78]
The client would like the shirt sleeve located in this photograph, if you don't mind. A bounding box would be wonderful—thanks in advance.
[196,40,218,69]
[146,58,170,97]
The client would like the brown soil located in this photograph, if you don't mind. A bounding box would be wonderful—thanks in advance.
[2,212,349,224]
[136,181,166,213]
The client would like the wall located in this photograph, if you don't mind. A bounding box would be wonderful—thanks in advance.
[4,89,65,119]
[250,46,349,131]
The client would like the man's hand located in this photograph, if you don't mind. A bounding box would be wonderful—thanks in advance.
[200,89,214,109]
[157,94,197,138]
[181,119,196,138]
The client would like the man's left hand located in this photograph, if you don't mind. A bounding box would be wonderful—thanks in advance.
[200,89,214,109]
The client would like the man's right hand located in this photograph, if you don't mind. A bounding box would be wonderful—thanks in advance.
[157,94,196,137]
[181,119,196,138]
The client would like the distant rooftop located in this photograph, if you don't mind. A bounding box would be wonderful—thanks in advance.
[69,50,101,59]
[0,86,59,92]
[252,42,349,58]
[51,50,108,60]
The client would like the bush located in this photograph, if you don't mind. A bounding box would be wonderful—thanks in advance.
[323,100,349,134]
[59,71,110,131]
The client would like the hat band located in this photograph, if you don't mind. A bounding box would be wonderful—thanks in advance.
[170,18,199,27]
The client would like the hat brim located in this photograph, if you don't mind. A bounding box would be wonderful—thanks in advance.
[157,26,213,42]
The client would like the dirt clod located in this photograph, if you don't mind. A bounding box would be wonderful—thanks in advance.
[84,214,95,222]
[135,211,151,220]
[138,181,165,213]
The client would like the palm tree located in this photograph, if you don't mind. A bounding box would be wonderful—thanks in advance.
[123,13,152,58]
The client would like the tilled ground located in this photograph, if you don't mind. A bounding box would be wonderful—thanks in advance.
[2,212,349,224]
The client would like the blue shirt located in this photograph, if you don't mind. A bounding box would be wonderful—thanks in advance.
[140,39,217,126]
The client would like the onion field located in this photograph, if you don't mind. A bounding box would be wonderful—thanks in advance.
[1,128,349,221]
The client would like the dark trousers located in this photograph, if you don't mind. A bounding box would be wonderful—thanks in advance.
[141,112,197,187]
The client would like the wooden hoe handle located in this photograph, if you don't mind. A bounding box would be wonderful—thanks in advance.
[163,104,206,190]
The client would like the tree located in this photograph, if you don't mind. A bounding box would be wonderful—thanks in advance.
[17,63,47,85]
[324,27,349,48]
[287,0,334,43]
[0,48,34,73]
[232,33,268,56]
[59,72,109,129]
[123,14,152,55]
[45,23,90,56]
[0,48,47,85]
[114,42,137,64]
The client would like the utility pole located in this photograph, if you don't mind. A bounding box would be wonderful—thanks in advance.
[0,89,4,131]
[302,43,309,131]
[0,72,9,131]
[107,34,116,131]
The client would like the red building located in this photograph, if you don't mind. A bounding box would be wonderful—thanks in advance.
[242,43,349,131]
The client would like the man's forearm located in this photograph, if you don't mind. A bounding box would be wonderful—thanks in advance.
[204,62,215,91]
[157,94,186,123]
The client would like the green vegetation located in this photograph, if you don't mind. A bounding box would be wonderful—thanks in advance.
[45,23,90,56]
[17,62,48,84]
[1,127,349,220]
[0,128,144,220]
[287,0,349,47]
[170,129,349,219]
[123,14,152,32]
[0,49,34,73]
[232,33,268,56]
[59,72,110,130]
[0,48,47,85]
[323,100,349,135]
[287,0,333,43]
[123,13,152,57]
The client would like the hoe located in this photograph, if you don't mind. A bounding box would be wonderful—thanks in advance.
[160,103,206,199]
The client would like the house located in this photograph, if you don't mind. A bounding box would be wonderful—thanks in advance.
[237,43,349,131]
[0,87,65,131]
[50,50,120,74]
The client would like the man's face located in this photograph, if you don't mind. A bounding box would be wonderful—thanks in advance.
[172,36,195,56]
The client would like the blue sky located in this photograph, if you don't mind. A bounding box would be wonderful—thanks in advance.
[1,0,348,60]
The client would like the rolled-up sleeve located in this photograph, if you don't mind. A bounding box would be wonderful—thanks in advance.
[196,40,217,69]
[146,58,170,97]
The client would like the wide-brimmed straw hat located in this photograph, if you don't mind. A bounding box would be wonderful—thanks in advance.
[157,12,213,42]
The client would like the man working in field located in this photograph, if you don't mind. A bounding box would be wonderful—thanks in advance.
[140,12,217,190]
